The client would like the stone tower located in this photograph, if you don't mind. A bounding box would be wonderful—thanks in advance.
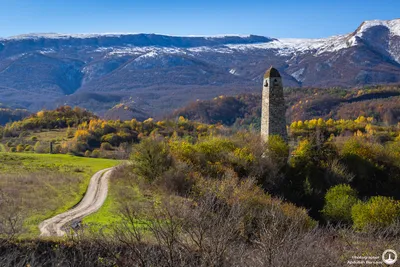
[261,67,287,142]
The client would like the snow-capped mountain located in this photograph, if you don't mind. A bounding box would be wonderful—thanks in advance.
[0,19,400,115]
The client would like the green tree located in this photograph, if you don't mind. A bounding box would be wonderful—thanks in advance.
[322,184,358,223]
[131,138,172,181]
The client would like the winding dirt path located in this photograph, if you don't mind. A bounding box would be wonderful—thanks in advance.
[39,167,115,237]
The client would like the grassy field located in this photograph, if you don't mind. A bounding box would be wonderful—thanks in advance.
[83,165,158,233]
[0,128,73,153]
[25,128,71,142]
[0,152,118,237]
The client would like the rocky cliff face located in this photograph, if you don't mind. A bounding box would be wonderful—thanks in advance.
[0,19,399,116]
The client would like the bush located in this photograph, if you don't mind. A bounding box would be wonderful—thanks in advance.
[54,144,62,153]
[18,131,29,138]
[24,145,33,152]
[266,135,289,164]
[9,147,16,152]
[100,142,113,151]
[84,150,91,157]
[91,149,101,158]
[30,136,38,141]
[16,144,25,152]
[131,138,172,181]
[34,141,49,153]
[101,133,122,147]
[339,137,400,198]
[66,126,74,138]
[351,196,400,230]
[159,162,196,196]
[322,184,358,223]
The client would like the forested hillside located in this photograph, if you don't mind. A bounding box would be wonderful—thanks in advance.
[172,85,400,129]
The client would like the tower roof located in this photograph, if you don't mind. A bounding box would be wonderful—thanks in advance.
[264,67,281,78]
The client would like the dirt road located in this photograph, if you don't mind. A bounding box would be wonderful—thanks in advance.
[39,167,115,237]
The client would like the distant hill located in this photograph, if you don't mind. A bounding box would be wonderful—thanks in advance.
[0,105,30,125]
[104,103,149,122]
[171,85,400,128]
[1,19,400,116]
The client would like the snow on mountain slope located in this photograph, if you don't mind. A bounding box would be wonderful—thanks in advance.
[227,19,400,59]
[1,19,400,115]
[350,19,400,63]
[226,34,351,56]
[5,33,255,40]
[355,19,400,37]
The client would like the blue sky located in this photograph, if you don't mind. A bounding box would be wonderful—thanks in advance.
[0,0,399,38]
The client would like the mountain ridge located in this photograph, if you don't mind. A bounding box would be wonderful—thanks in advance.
[1,19,400,118]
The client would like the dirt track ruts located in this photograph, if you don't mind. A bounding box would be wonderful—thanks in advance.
[39,167,115,237]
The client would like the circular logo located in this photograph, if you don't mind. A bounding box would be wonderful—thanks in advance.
[382,249,397,265]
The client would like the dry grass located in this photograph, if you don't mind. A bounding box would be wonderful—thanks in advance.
[0,152,118,236]
[0,172,82,236]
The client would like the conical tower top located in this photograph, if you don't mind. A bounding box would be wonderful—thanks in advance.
[264,67,281,79]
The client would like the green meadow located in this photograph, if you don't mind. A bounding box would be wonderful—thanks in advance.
[83,165,159,234]
[0,152,118,237]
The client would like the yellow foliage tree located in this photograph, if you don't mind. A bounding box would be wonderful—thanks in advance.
[36,110,45,118]
[317,118,325,127]
[74,129,90,142]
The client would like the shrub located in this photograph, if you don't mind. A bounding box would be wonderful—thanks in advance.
[324,159,354,186]
[30,136,38,141]
[131,138,172,181]
[159,162,196,196]
[290,139,313,167]
[192,175,317,234]
[100,142,113,151]
[66,126,74,138]
[54,144,62,153]
[16,144,25,152]
[194,137,236,162]
[84,150,91,157]
[24,145,33,152]
[18,131,29,138]
[322,184,358,223]
[351,196,400,230]
[9,147,16,152]
[266,135,289,164]
[101,133,122,147]
[34,141,49,153]
[91,149,101,158]
[339,137,400,197]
